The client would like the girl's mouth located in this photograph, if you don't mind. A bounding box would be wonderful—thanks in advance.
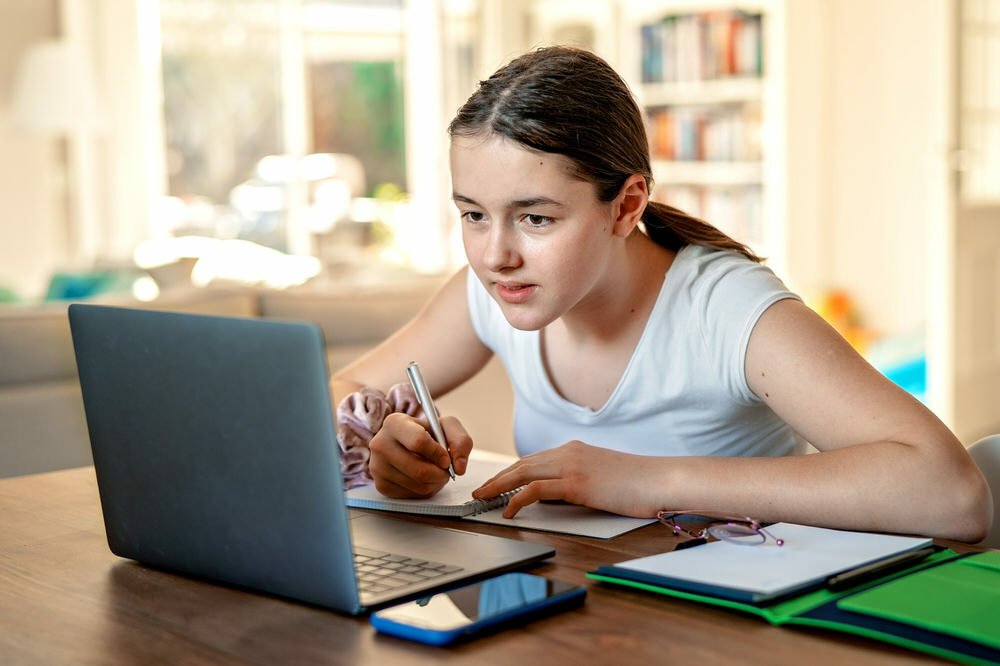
[495,282,536,304]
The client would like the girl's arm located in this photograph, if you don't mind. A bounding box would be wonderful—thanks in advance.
[732,297,990,540]
[331,267,491,402]
[474,298,991,542]
[332,267,495,496]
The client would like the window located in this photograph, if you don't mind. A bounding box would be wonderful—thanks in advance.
[153,0,424,285]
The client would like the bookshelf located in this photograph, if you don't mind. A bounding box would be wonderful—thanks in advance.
[621,1,783,272]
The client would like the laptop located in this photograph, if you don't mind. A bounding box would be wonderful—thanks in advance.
[68,304,553,614]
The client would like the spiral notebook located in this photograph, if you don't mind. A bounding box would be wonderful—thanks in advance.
[344,452,655,539]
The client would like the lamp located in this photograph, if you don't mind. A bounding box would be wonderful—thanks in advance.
[7,39,109,133]
[6,39,109,272]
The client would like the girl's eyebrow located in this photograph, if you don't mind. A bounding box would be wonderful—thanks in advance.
[452,193,479,205]
[452,193,565,209]
[509,196,564,209]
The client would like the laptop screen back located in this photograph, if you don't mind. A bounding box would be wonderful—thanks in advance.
[69,304,361,612]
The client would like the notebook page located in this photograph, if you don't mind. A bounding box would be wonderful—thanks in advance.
[465,502,656,539]
[344,458,510,516]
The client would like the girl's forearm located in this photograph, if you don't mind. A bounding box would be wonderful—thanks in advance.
[650,442,990,542]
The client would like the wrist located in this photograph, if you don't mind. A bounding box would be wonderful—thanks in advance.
[336,383,422,488]
[642,455,691,516]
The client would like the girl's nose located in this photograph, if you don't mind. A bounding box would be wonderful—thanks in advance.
[482,223,521,272]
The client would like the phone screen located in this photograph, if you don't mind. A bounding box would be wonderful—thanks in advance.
[373,573,579,632]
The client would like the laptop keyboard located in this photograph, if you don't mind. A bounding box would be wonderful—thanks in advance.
[354,546,464,596]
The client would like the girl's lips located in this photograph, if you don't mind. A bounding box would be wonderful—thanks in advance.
[495,282,536,304]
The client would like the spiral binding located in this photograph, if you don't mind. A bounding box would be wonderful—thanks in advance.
[467,488,520,516]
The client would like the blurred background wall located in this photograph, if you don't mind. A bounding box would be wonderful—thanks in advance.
[0,0,997,443]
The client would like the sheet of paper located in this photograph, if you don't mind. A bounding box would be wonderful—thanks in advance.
[616,522,932,599]
[466,502,655,539]
[346,449,655,537]
[345,457,508,513]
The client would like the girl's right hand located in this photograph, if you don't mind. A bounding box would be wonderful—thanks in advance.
[367,412,473,499]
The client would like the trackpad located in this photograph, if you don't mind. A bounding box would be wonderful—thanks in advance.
[350,514,550,568]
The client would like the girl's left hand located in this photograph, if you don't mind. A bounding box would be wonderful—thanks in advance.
[471,441,663,518]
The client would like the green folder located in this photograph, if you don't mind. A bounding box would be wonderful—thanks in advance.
[589,550,1000,665]
[838,551,1000,651]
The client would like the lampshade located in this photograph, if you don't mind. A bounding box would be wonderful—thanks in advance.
[6,39,109,133]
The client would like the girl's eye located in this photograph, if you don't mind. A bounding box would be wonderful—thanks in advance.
[461,211,485,223]
[522,214,553,227]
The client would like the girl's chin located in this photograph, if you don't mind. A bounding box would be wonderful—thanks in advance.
[495,304,552,332]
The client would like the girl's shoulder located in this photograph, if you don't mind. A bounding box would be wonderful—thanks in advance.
[668,245,790,304]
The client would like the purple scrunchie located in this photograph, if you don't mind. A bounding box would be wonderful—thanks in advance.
[336,383,423,488]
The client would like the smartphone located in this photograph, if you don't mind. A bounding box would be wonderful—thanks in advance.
[370,572,586,646]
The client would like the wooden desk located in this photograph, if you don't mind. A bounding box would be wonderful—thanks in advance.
[0,467,973,665]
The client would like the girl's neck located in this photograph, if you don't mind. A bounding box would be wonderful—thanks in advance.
[555,233,675,345]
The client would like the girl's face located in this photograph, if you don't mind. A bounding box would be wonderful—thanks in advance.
[450,134,621,331]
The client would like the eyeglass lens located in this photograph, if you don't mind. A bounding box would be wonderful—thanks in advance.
[707,523,765,544]
[670,514,766,545]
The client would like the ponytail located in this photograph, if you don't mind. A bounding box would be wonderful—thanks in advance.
[642,200,763,263]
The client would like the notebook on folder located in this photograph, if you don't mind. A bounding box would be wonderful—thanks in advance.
[589,524,1000,664]
[68,304,553,615]
[598,522,933,602]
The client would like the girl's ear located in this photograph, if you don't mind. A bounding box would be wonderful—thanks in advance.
[612,174,649,237]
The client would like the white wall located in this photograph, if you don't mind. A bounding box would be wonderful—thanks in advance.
[0,1,62,300]
[781,0,830,299]
[0,0,161,302]
[824,0,948,337]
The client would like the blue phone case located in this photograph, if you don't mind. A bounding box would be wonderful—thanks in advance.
[370,574,586,646]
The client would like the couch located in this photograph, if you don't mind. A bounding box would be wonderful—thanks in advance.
[0,278,515,478]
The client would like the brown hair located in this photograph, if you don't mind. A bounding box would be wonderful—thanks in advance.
[448,45,761,262]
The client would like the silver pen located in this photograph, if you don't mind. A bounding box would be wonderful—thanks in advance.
[405,361,456,480]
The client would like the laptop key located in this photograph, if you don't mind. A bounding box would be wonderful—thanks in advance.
[421,562,452,570]
[354,546,465,594]
[412,569,447,579]
[379,578,408,589]
[382,554,408,562]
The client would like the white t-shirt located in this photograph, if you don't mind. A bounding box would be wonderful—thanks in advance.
[466,244,805,458]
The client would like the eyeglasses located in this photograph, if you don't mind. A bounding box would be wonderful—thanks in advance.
[657,510,785,546]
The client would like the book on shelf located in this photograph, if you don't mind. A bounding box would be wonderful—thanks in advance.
[647,102,762,162]
[640,10,762,85]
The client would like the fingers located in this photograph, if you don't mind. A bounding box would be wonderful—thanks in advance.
[470,455,571,517]
[501,479,571,518]
[391,412,455,469]
[440,416,473,476]
[469,441,649,519]
[472,456,554,500]
[368,413,453,497]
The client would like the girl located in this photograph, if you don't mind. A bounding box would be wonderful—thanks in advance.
[331,46,990,542]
